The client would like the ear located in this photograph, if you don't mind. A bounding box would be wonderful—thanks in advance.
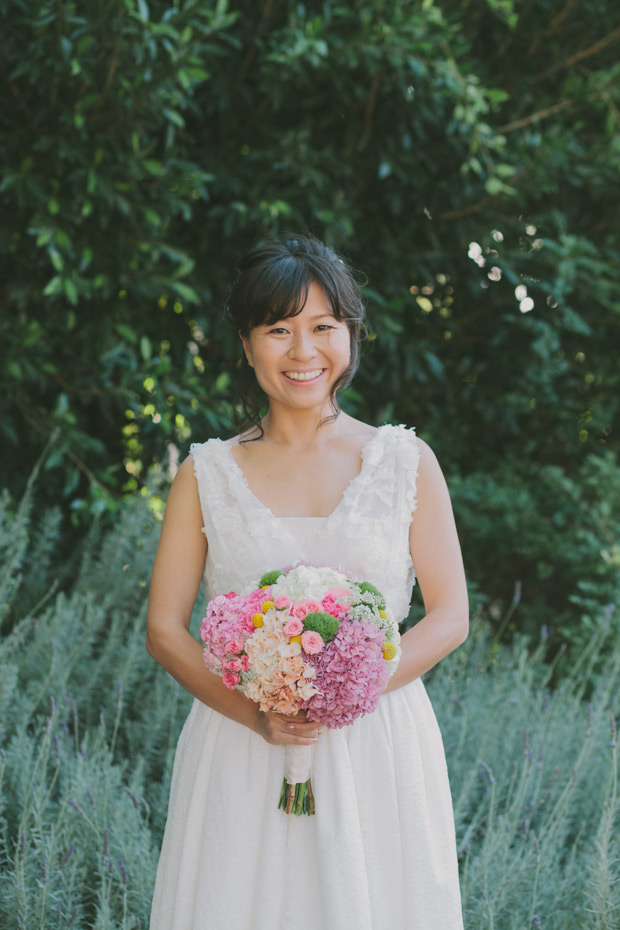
[239,331,254,368]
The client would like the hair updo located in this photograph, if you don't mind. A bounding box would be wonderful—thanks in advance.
[224,234,367,440]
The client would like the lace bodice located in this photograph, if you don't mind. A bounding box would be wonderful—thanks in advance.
[190,424,420,623]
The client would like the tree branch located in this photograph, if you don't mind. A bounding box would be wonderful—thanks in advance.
[496,98,572,133]
[241,0,276,74]
[534,26,620,82]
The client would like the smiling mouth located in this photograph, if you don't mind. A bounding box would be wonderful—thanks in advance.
[282,369,325,382]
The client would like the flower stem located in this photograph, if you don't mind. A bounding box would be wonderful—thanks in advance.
[278,778,315,816]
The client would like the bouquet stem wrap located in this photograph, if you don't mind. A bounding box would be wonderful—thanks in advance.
[280,745,315,815]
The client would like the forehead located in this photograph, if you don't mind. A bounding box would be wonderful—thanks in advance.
[255,279,336,327]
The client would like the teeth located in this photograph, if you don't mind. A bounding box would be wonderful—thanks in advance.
[283,369,323,381]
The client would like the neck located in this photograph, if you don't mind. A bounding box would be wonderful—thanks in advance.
[257,403,347,451]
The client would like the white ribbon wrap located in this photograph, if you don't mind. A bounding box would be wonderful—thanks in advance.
[284,744,313,785]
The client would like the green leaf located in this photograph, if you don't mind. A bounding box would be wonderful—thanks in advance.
[143,159,164,176]
[172,282,199,304]
[495,163,516,179]
[163,108,185,128]
[64,279,79,305]
[43,276,63,297]
[140,336,152,360]
[116,324,138,344]
[49,248,64,272]
[485,177,504,196]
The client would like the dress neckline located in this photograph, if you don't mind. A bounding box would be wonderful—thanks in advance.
[220,426,385,523]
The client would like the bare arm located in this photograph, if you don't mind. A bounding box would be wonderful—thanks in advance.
[145,454,320,745]
[384,438,469,692]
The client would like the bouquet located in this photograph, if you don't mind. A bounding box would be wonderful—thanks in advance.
[200,563,401,815]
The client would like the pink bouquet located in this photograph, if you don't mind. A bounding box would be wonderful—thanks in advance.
[200,563,401,815]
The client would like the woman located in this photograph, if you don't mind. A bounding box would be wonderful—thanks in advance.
[146,235,468,929]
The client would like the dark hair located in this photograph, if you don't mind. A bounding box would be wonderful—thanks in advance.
[224,234,367,440]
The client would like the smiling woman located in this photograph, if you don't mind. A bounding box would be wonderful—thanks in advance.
[224,236,367,441]
[240,281,351,415]
[146,234,468,930]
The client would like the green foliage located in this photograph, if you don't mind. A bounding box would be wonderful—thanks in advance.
[258,569,285,587]
[302,611,340,642]
[358,581,387,609]
[449,450,620,645]
[0,0,239,513]
[0,491,618,927]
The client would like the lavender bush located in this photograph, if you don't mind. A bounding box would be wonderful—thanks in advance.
[0,485,617,928]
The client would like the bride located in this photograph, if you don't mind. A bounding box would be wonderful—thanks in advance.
[146,234,469,929]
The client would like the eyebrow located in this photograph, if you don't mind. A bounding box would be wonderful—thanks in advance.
[265,312,335,325]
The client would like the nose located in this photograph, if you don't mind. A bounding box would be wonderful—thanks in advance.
[288,328,317,361]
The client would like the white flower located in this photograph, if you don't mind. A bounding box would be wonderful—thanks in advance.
[279,641,302,658]
[270,564,350,603]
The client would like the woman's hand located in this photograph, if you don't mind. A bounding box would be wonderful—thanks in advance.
[256,709,322,746]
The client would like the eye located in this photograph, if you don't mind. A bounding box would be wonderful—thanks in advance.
[267,326,288,334]
[316,324,335,331]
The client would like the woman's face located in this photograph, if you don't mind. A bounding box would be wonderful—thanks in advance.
[240,280,351,411]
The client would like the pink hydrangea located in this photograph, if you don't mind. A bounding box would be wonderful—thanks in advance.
[200,592,254,673]
[302,620,388,728]
[239,586,272,628]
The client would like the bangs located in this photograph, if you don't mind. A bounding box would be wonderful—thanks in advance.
[244,255,345,332]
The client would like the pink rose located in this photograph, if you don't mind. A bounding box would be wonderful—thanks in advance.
[327,586,353,601]
[240,655,251,671]
[222,671,241,689]
[301,631,324,654]
[223,657,243,671]
[291,599,321,619]
[274,595,291,609]
[226,637,245,654]
[283,617,304,636]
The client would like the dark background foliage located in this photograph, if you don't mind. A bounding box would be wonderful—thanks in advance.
[1,0,619,647]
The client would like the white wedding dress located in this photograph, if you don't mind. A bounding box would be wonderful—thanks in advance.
[149,424,464,930]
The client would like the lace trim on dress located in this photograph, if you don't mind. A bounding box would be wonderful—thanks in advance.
[324,423,419,535]
[190,424,420,622]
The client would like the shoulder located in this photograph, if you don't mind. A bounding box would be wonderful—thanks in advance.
[385,427,448,506]
[385,425,438,468]
[380,422,421,465]
[187,437,227,474]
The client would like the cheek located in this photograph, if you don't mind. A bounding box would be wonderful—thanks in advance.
[330,328,352,361]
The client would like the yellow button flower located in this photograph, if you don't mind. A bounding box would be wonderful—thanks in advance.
[382,641,398,661]
[252,613,264,628]
[290,635,302,644]
[379,609,388,619]
[261,600,275,612]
